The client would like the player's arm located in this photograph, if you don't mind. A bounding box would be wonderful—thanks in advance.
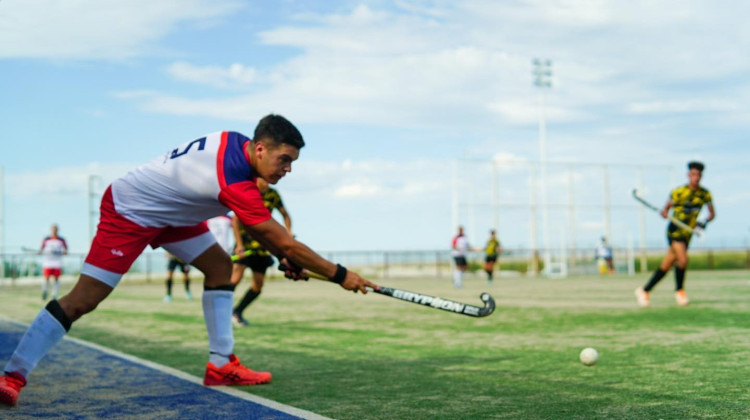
[706,202,715,223]
[220,182,375,293]
[231,215,245,255]
[276,205,293,235]
[245,217,376,293]
[62,239,68,255]
[660,200,673,219]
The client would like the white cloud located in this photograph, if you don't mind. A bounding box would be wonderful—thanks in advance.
[334,183,385,198]
[0,0,241,60]
[286,158,448,201]
[108,1,750,133]
[627,99,739,115]
[166,62,260,89]
[7,163,135,199]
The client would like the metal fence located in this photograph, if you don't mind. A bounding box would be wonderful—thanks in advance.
[2,247,747,287]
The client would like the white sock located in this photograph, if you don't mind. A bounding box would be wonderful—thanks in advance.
[52,282,61,299]
[453,270,462,288]
[202,290,234,367]
[41,281,48,295]
[4,308,67,378]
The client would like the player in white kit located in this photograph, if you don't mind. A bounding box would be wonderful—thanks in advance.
[0,114,378,407]
[207,212,234,255]
[39,224,68,301]
[451,226,470,289]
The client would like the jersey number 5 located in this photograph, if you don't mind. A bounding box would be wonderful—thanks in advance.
[170,137,206,160]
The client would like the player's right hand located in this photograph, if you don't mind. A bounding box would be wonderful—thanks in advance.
[340,271,378,294]
[278,259,309,281]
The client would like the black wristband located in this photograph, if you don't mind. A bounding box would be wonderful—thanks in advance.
[331,264,347,284]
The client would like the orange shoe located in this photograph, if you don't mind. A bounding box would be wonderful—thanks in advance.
[0,372,26,406]
[203,354,272,386]
[635,287,650,307]
[675,289,690,306]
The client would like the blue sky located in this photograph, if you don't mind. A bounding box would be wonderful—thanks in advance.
[1,0,749,253]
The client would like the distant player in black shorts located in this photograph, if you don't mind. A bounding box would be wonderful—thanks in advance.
[163,253,192,303]
[483,230,501,284]
[635,161,715,307]
[230,178,292,326]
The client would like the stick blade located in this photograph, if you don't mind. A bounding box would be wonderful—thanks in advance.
[477,292,496,317]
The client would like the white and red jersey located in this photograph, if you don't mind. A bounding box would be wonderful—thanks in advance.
[111,132,271,229]
[451,235,469,257]
[207,212,234,254]
[40,236,67,269]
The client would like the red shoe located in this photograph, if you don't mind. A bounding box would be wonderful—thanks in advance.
[0,372,26,406]
[203,354,272,386]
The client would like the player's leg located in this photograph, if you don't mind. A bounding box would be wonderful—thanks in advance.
[1,187,152,406]
[230,262,246,286]
[483,259,492,282]
[671,241,690,306]
[3,277,111,381]
[1,273,123,405]
[161,227,270,386]
[233,256,272,326]
[186,243,271,386]
[41,272,50,300]
[52,271,61,300]
[636,245,676,307]
[229,262,250,326]
[164,268,175,303]
[233,271,263,327]
[183,264,192,300]
[645,247,676,291]
[456,265,466,288]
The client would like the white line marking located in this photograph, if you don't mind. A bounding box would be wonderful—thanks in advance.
[0,316,331,420]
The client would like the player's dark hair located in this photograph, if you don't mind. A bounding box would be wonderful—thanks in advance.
[253,114,305,149]
[687,161,704,172]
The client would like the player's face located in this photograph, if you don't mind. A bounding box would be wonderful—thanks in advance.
[688,169,702,187]
[256,141,299,184]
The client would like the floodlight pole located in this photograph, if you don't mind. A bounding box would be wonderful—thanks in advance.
[88,174,102,244]
[492,160,499,233]
[533,58,553,275]
[637,167,648,272]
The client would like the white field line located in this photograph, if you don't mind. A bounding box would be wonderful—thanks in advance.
[0,316,332,420]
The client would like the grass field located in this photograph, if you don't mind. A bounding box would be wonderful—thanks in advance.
[2,271,749,419]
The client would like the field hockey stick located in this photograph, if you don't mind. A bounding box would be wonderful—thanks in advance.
[631,189,698,235]
[230,249,253,261]
[279,264,496,318]
[21,246,39,253]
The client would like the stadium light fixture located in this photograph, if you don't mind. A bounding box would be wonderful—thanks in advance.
[532,58,553,275]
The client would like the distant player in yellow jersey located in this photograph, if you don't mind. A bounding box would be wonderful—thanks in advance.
[483,230,501,284]
[635,161,715,307]
[230,178,292,326]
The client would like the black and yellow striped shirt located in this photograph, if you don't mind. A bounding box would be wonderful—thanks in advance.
[668,184,712,240]
[238,188,285,256]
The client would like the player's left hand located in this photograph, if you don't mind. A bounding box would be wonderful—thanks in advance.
[340,271,378,294]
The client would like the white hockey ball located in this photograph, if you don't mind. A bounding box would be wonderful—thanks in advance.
[579,347,599,366]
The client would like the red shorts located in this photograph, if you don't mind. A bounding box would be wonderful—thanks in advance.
[43,267,62,278]
[84,186,211,276]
